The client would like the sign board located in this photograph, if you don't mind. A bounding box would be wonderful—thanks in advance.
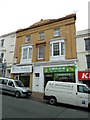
[11,65,32,74]
[78,72,90,80]
[43,66,75,73]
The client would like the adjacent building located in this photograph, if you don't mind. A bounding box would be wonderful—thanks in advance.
[76,29,90,87]
[0,32,16,77]
[11,14,77,97]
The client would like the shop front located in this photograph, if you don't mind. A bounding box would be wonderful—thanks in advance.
[43,65,75,88]
[11,65,32,87]
[78,71,90,87]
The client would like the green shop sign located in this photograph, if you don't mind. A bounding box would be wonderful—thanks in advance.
[43,66,75,73]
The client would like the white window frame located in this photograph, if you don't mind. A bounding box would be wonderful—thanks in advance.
[21,45,32,64]
[50,40,65,57]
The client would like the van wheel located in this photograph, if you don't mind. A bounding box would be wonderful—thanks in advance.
[88,103,90,112]
[15,91,20,98]
[49,97,57,105]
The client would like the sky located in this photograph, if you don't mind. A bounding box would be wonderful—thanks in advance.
[0,0,89,36]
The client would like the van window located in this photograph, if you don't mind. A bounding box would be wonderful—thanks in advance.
[77,85,89,93]
[0,80,2,84]
[2,79,8,85]
[8,81,14,87]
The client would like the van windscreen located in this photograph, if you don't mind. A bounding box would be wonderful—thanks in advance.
[15,81,24,87]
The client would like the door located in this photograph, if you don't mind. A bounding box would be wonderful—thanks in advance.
[76,85,89,107]
[7,80,16,95]
[19,76,30,87]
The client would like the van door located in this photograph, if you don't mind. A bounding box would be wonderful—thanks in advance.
[76,85,89,108]
[7,80,16,95]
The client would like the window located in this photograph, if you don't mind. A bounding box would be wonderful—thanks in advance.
[85,38,90,51]
[21,45,32,64]
[35,73,40,78]
[26,36,30,42]
[23,48,28,59]
[38,46,44,59]
[8,81,14,87]
[86,55,90,69]
[28,47,32,59]
[53,43,60,56]
[77,85,89,93]
[1,53,4,59]
[50,41,65,57]
[2,79,8,85]
[1,39,4,47]
[61,42,65,55]
[39,32,44,40]
[54,28,60,37]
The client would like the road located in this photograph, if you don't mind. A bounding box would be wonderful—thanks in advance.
[0,94,90,119]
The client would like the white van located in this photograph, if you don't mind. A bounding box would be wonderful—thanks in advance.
[44,81,90,111]
[0,77,32,98]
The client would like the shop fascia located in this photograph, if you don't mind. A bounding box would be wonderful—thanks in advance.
[11,65,33,74]
[78,71,90,80]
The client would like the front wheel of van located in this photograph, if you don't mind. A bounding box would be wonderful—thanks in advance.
[49,97,57,105]
[15,91,21,98]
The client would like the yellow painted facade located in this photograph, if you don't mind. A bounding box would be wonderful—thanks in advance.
[12,14,76,89]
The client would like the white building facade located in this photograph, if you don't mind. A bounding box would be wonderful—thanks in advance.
[0,32,16,77]
[76,29,90,87]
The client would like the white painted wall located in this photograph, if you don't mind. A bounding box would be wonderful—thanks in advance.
[76,29,90,71]
[32,66,44,93]
[0,32,16,77]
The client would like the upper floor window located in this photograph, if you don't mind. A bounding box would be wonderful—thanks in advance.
[26,36,30,42]
[21,45,32,64]
[1,39,4,47]
[54,28,60,37]
[50,41,65,57]
[39,32,44,40]
[1,53,4,59]
[86,55,90,69]
[85,38,90,51]
[38,46,44,59]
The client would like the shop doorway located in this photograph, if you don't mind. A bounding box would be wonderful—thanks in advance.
[19,76,30,87]
[44,73,54,88]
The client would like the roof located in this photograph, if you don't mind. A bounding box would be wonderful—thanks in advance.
[17,13,76,33]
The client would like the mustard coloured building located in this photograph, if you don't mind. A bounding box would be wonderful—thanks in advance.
[11,14,78,98]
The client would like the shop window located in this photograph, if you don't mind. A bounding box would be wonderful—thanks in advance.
[35,73,40,78]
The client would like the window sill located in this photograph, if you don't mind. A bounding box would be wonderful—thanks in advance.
[36,58,45,61]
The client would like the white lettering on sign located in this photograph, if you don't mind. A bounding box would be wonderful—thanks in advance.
[82,73,88,79]
[11,65,32,73]
[82,73,90,78]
